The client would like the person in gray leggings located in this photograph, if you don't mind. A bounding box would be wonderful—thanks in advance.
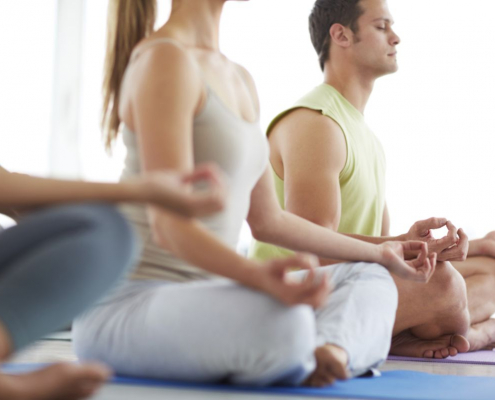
[0,163,225,400]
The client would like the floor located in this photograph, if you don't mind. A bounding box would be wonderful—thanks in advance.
[8,338,495,400]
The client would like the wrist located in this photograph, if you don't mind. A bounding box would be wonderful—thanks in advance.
[235,258,264,290]
[122,179,150,203]
[396,233,407,242]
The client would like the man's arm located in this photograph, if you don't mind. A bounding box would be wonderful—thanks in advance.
[268,108,400,265]
[268,109,466,262]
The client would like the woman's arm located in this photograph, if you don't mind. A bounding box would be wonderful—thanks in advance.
[123,43,329,307]
[247,168,435,282]
[0,159,225,219]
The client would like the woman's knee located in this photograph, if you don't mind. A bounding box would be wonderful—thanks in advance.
[242,304,316,385]
[71,203,138,266]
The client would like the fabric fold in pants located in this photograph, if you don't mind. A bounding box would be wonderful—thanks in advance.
[0,203,138,351]
[73,262,398,386]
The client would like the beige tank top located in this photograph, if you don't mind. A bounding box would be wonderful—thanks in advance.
[119,38,269,282]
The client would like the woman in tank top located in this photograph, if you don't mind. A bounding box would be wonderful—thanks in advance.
[73,0,437,387]
[0,162,224,400]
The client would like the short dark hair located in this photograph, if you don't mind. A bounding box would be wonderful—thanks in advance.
[309,0,364,71]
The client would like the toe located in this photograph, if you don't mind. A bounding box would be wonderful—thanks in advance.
[448,347,458,357]
[423,350,434,358]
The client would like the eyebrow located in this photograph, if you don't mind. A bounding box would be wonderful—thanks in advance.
[372,17,394,24]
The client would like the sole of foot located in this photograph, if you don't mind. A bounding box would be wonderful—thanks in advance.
[304,344,349,388]
[391,330,470,359]
[0,362,111,400]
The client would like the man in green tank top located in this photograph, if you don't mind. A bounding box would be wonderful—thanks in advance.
[252,0,495,354]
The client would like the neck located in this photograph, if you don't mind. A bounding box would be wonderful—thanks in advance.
[158,0,224,51]
[323,61,376,114]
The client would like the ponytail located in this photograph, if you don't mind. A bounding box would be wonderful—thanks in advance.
[102,0,157,151]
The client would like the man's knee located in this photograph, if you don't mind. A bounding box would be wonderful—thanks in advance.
[425,261,469,335]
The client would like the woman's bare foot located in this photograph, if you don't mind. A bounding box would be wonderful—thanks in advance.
[303,344,349,388]
[0,362,111,400]
[467,318,495,351]
[391,330,470,358]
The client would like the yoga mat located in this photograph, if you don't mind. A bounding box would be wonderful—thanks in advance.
[3,364,495,400]
[388,350,495,365]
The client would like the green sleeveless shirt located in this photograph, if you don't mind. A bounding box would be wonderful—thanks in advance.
[250,83,387,261]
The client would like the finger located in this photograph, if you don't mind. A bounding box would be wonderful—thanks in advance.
[433,221,458,250]
[297,274,330,308]
[416,217,448,235]
[446,221,459,242]
[439,228,469,261]
[401,240,428,256]
[184,164,224,187]
[409,257,431,282]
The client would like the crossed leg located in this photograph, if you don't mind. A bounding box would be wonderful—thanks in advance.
[452,253,495,351]
[390,261,471,358]
[0,204,137,399]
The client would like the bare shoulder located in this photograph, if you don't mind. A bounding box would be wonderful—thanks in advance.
[271,107,345,147]
[128,38,202,90]
[272,107,346,173]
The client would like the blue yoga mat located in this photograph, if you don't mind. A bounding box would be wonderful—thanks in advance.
[4,364,495,400]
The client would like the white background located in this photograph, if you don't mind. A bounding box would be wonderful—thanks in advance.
[0,0,494,242]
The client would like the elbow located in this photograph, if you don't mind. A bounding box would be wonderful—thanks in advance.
[249,214,276,243]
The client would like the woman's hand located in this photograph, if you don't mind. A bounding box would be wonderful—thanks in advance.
[378,241,436,283]
[143,163,227,218]
[250,254,331,309]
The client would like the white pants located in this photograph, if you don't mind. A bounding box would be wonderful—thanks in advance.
[73,262,398,386]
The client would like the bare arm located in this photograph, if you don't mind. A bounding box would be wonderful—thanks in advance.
[247,109,434,282]
[122,43,329,307]
[0,156,225,221]
[265,109,465,263]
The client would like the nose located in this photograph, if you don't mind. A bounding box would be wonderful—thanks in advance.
[390,29,401,46]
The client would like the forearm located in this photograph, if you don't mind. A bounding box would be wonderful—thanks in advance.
[261,210,383,264]
[152,211,261,287]
[0,172,150,208]
[317,234,401,266]
[344,232,404,244]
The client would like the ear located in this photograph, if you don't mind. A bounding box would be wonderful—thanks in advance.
[329,23,352,48]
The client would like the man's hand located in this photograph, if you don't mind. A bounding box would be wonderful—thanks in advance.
[404,218,469,262]
[378,241,436,282]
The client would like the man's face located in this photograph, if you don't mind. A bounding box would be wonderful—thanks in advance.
[349,0,400,77]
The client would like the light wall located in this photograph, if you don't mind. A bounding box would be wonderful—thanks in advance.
[0,0,494,241]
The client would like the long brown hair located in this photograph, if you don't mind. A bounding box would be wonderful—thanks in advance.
[102,0,157,151]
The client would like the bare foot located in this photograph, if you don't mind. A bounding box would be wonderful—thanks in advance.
[391,330,470,359]
[0,362,111,400]
[303,344,349,387]
[467,318,495,351]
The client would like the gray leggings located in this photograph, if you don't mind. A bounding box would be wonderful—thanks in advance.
[0,203,137,351]
[74,262,398,386]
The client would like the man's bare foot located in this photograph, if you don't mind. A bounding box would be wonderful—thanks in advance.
[0,362,111,400]
[391,330,470,359]
[303,344,349,387]
[467,318,495,351]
